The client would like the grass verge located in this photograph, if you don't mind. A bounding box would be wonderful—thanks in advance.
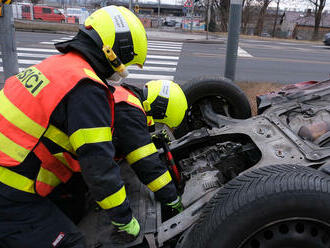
[237,82,284,116]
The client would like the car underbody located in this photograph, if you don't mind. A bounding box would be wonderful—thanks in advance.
[78,78,330,248]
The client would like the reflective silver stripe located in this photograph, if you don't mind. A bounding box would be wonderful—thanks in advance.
[159,80,171,98]
[103,6,130,33]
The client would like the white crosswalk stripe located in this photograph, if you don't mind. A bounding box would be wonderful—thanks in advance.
[1,37,183,82]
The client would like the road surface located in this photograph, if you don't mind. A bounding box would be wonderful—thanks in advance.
[1,31,330,87]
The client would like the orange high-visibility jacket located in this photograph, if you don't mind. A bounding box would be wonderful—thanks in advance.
[0,52,114,196]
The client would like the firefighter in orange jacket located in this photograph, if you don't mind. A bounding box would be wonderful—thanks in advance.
[0,6,181,247]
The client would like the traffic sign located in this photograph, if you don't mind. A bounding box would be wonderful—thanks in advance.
[184,0,193,8]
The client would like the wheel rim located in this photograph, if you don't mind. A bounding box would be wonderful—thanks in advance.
[239,218,330,248]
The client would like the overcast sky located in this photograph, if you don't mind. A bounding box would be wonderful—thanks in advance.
[138,0,330,11]
[269,0,330,11]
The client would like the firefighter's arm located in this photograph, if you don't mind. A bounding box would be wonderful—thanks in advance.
[114,103,178,204]
[66,81,132,224]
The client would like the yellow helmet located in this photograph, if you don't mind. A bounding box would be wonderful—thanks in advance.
[142,80,188,128]
[81,5,147,69]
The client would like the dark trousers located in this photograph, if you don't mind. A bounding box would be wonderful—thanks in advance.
[0,194,86,248]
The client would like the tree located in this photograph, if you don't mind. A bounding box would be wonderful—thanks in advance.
[242,0,254,34]
[306,0,327,40]
[254,0,273,36]
[271,0,280,37]
[215,0,230,32]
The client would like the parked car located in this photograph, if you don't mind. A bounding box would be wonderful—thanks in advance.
[324,33,330,46]
[22,5,65,23]
[164,20,176,27]
[53,76,330,247]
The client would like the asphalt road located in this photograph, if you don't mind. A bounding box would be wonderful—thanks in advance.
[176,39,330,85]
[1,31,330,87]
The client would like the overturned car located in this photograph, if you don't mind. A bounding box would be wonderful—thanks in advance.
[77,77,330,248]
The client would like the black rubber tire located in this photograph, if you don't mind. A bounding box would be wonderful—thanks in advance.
[173,76,251,138]
[178,164,330,248]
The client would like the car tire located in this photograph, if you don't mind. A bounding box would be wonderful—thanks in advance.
[173,76,251,138]
[177,164,330,248]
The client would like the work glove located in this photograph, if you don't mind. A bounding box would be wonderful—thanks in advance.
[112,217,140,237]
[151,129,170,149]
[167,196,184,213]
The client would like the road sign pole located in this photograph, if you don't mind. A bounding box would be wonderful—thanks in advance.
[0,4,19,82]
[224,0,243,81]
[158,0,161,29]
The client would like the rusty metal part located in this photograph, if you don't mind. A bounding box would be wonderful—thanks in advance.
[298,121,330,142]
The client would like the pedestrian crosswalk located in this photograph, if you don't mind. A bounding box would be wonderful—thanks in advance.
[0,36,182,83]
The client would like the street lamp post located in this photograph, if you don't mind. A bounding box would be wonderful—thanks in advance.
[0,4,19,82]
[224,0,243,81]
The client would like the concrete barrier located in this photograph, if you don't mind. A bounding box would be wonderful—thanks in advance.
[14,19,79,33]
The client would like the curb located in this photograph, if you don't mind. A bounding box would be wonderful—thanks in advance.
[147,37,224,44]
[14,20,79,34]
[14,20,224,44]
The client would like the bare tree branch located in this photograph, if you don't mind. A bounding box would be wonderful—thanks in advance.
[254,0,273,36]
[305,0,327,40]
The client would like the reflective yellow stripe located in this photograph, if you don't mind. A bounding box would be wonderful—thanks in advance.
[69,127,112,151]
[84,68,104,84]
[0,166,35,193]
[0,90,45,138]
[53,153,70,167]
[44,125,75,154]
[0,132,30,163]
[37,167,61,187]
[96,186,126,210]
[147,171,172,192]
[126,143,157,165]
[127,94,143,109]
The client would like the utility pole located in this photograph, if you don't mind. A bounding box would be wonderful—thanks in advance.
[224,0,243,81]
[158,0,160,29]
[129,0,132,11]
[0,3,19,83]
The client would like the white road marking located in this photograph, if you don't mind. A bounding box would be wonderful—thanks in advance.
[148,44,182,49]
[0,58,41,64]
[129,66,176,72]
[147,55,179,60]
[57,37,72,40]
[2,41,182,81]
[51,39,67,42]
[238,47,253,57]
[148,47,182,52]
[40,41,57,45]
[313,45,327,48]
[16,53,52,58]
[148,41,183,45]
[278,42,300,46]
[145,60,178,65]
[127,73,174,80]
[17,47,58,53]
